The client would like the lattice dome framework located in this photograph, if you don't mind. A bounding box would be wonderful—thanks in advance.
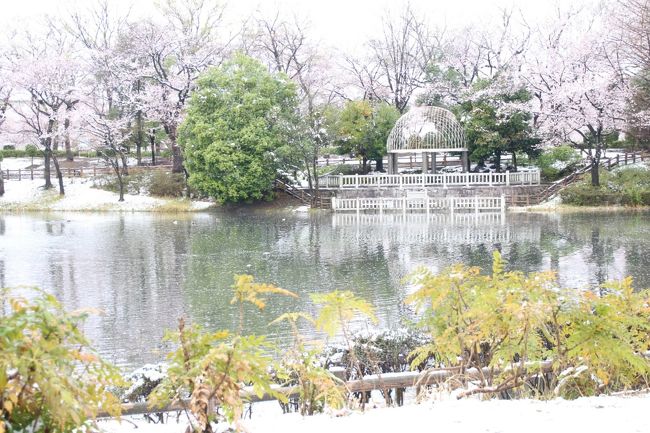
[387,106,467,153]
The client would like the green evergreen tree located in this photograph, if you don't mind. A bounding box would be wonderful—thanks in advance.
[180,54,299,203]
[333,100,400,173]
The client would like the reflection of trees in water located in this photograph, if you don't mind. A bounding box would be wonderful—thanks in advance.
[94,214,193,368]
[185,212,399,338]
[4,210,650,371]
[625,242,650,289]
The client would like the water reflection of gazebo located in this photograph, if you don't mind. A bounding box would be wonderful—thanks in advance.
[387,106,469,174]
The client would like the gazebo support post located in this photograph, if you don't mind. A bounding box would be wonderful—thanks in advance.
[462,151,469,173]
[422,152,428,174]
[431,153,437,174]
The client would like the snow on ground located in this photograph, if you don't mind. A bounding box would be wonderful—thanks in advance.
[0,178,214,212]
[99,393,650,433]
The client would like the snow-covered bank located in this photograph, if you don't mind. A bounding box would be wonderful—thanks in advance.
[99,393,650,433]
[0,178,215,212]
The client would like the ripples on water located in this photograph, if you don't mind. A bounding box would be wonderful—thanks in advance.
[1,210,649,370]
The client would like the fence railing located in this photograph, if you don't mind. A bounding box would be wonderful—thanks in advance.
[331,195,506,213]
[319,170,540,189]
[0,165,172,180]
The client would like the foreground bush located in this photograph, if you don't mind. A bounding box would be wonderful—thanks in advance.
[0,288,122,433]
[407,252,650,399]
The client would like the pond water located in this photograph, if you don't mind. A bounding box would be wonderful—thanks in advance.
[1,209,649,371]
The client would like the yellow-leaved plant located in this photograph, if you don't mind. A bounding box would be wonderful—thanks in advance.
[271,312,345,415]
[150,275,296,433]
[231,274,298,333]
[406,251,650,399]
[311,290,377,408]
[0,288,122,433]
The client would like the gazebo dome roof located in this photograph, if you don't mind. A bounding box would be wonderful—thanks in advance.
[387,106,467,153]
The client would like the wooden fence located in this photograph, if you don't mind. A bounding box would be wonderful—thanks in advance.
[319,170,540,189]
[0,165,172,181]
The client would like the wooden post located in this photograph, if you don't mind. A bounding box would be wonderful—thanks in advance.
[18,169,21,181]
[355,174,359,189]
[30,167,34,180]
[505,170,510,186]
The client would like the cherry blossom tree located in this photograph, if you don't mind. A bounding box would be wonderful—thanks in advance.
[126,0,232,174]
[0,65,10,196]
[349,4,438,113]
[64,0,131,161]
[248,12,342,196]
[83,109,132,201]
[525,4,631,186]
[8,29,85,194]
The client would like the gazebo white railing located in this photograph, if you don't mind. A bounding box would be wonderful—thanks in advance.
[319,170,540,189]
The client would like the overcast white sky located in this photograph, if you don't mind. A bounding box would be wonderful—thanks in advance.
[0,0,592,50]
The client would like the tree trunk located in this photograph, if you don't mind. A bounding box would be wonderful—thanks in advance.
[590,159,600,187]
[590,138,602,187]
[51,153,64,195]
[362,157,368,174]
[512,152,517,171]
[312,156,319,204]
[136,111,143,166]
[150,133,156,166]
[120,153,129,176]
[43,145,53,189]
[494,151,502,173]
[167,123,184,173]
[64,117,73,161]
[0,162,4,197]
[116,169,124,202]
[375,157,384,172]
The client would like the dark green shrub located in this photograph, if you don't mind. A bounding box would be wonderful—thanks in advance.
[2,144,15,150]
[148,171,186,197]
[561,184,622,206]
[0,149,23,158]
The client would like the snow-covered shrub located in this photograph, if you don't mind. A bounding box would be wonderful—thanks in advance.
[323,329,428,377]
[561,166,650,206]
[120,363,168,403]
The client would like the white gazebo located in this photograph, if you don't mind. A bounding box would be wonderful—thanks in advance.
[386,106,469,174]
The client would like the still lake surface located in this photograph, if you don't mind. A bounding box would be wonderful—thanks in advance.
[1,209,649,371]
